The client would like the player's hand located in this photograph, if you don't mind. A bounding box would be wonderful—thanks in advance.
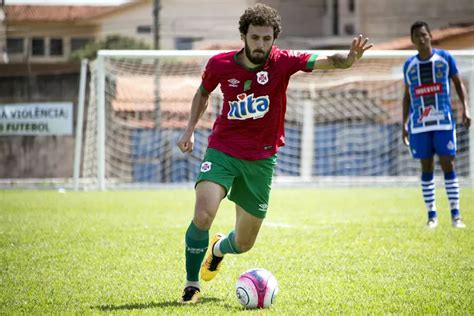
[402,126,409,146]
[463,110,471,129]
[346,34,373,67]
[177,130,194,153]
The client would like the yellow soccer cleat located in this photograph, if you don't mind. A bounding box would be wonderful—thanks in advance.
[201,233,225,281]
[180,286,200,304]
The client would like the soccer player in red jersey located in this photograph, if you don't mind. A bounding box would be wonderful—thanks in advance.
[177,3,373,303]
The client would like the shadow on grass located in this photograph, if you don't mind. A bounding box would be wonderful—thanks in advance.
[94,297,234,311]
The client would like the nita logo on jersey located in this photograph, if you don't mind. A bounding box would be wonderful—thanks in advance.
[227,93,270,120]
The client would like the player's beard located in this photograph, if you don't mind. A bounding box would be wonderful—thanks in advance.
[244,41,271,65]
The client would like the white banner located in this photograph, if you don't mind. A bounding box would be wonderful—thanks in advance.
[0,102,73,136]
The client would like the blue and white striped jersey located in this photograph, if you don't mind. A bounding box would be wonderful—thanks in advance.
[403,48,459,134]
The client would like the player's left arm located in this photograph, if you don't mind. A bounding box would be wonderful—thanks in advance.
[313,34,373,70]
[451,74,471,129]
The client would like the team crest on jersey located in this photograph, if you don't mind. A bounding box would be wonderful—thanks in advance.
[200,161,212,172]
[256,71,269,85]
[227,93,270,120]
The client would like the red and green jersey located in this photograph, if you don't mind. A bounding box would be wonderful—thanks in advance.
[200,46,317,160]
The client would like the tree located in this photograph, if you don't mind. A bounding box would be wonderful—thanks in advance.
[70,34,151,61]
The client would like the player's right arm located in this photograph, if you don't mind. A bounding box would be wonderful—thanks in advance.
[177,87,210,153]
[402,84,410,146]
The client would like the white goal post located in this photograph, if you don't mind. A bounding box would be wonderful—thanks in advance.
[78,49,474,190]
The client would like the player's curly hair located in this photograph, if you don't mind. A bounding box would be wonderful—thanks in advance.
[239,3,282,39]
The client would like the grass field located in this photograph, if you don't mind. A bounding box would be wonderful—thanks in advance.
[1,188,473,314]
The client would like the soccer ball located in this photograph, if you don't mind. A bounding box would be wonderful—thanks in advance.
[235,268,278,309]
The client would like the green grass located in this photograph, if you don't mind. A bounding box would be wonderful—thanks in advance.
[0,188,473,314]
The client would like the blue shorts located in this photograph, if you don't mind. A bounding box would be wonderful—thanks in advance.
[409,129,456,159]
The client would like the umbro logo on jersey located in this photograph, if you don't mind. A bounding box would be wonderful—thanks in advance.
[256,71,269,85]
[228,78,240,87]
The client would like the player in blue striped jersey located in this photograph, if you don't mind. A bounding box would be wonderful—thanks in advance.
[402,21,471,228]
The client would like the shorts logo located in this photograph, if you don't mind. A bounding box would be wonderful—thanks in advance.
[258,203,268,211]
[256,71,269,85]
[447,141,455,150]
[200,161,212,172]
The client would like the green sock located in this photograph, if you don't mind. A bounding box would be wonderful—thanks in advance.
[219,230,242,255]
[185,221,209,282]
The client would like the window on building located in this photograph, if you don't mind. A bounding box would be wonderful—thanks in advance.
[71,38,93,52]
[137,25,152,34]
[348,0,355,13]
[7,38,24,54]
[50,38,63,56]
[175,37,194,50]
[332,0,339,35]
[344,23,355,35]
[31,37,45,56]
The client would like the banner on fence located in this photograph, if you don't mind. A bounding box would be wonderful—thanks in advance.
[0,102,73,136]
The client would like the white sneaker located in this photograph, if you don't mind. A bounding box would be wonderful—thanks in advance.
[426,218,438,229]
[452,218,466,228]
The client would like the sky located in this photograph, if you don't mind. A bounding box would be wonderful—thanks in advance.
[4,0,128,4]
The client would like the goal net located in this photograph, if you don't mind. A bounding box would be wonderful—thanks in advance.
[80,50,474,189]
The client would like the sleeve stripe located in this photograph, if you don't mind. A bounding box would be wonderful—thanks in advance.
[199,84,210,96]
[306,54,318,70]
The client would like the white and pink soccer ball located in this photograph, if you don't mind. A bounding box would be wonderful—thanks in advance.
[235,268,278,309]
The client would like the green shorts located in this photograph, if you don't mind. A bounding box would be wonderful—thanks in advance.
[196,148,277,219]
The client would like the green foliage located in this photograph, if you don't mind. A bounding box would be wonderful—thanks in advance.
[69,34,151,61]
[0,188,473,314]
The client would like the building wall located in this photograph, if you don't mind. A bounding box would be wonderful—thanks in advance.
[93,0,253,49]
[160,0,253,49]
[6,22,97,63]
[93,0,154,46]
[0,8,6,63]
[0,72,81,178]
[358,0,474,44]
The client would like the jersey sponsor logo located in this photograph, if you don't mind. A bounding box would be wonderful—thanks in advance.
[417,105,445,123]
[227,93,270,120]
[256,71,269,85]
[200,161,212,172]
[228,78,240,87]
[414,83,442,97]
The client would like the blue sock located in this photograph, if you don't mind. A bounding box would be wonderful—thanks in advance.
[444,171,460,219]
[421,172,436,219]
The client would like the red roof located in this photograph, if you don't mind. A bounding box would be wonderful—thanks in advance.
[377,25,474,49]
[4,5,121,22]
